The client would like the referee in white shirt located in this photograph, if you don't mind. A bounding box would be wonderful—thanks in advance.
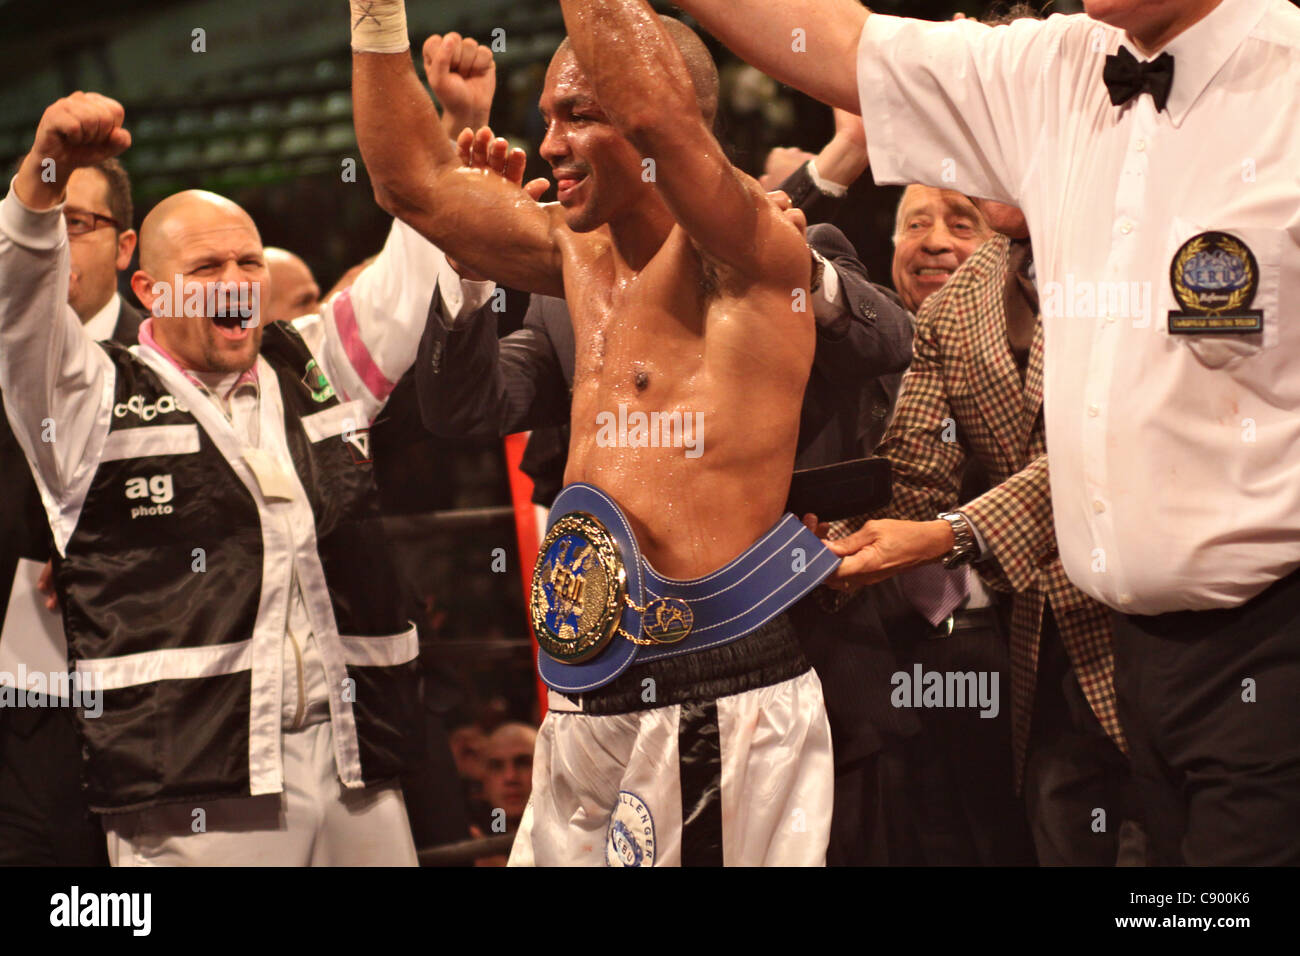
[678,0,1300,865]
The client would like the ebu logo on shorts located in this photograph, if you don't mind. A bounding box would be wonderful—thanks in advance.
[606,790,655,867]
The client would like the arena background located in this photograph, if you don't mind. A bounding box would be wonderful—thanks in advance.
[0,0,1087,735]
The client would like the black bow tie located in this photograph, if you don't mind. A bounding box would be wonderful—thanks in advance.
[1103,47,1175,111]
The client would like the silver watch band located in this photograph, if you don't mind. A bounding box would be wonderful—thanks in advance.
[939,511,976,568]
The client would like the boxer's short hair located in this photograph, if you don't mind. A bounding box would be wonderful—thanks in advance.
[557,16,719,129]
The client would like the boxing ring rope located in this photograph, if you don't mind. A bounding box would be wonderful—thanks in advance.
[417,831,518,866]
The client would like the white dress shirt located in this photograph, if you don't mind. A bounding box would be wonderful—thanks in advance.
[858,0,1300,613]
[81,294,122,342]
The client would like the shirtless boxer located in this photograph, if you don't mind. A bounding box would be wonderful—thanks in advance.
[350,0,841,865]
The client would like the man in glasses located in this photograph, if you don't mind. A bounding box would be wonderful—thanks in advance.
[60,159,145,342]
[0,157,143,865]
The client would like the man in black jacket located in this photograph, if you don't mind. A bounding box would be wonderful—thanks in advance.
[0,158,144,866]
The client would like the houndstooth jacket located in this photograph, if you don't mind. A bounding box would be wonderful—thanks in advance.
[871,233,1127,786]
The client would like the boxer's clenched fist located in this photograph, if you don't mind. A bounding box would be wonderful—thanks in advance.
[424,32,496,141]
[17,92,131,210]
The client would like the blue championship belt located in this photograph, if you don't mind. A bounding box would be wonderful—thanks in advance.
[530,482,842,693]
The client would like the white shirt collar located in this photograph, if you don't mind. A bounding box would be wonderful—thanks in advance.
[1122,0,1270,127]
[81,294,121,343]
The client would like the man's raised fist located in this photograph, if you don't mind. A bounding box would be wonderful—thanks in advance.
[424,33,496,139]
[32,92,131,172]
[17,92,131,210]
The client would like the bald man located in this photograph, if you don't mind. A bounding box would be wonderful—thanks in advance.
[263,247,322,323]
[0,92,493,865]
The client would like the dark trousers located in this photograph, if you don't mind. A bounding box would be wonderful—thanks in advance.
[894,614,1037,865]
[0,700,107,866]
[1022,608,1133,865]
[826,738,920,866]
[1112,568,1300,866]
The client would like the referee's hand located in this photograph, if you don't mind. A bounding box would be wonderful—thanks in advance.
[16,92,132,211]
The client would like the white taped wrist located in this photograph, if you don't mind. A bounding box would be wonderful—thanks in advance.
[349,0,410,54]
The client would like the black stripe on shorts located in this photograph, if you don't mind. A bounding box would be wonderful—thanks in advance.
[678,699,723,866]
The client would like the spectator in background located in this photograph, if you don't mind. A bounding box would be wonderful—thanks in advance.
[468,721,536,866]
[262,246,320,322]
[481,722,536,831]
[890,185,994,314]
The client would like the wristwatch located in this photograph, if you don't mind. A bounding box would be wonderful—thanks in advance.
[938,511,977,568]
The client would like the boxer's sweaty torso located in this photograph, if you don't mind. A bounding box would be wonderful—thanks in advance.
[558,223,813,579]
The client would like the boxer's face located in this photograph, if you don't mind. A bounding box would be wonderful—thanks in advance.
[539,49,650,233]
[65,168,135,323]
[891,186,992,314]
[134,203,267,373]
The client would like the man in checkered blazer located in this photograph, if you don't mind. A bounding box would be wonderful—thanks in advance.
[826,209,1135,865]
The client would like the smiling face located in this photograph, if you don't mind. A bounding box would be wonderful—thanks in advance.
[132,191,267,374]
[891,185,993,313]
[538,47,658,233]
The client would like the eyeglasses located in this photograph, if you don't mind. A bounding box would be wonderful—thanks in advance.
[64,209,121,236]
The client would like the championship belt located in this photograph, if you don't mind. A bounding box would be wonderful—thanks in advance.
[531,483,841,694]
[531,484,646,692]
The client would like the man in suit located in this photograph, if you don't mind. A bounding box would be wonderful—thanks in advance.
[828,209,1134,865]
[0,157,144,865]
[413,110,924,861]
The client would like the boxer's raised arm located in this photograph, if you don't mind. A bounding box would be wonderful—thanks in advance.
[350,6,565,297]
[676,0,868,114]
[558,0,805,283]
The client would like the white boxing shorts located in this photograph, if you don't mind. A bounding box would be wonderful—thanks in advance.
[509,614,833,866]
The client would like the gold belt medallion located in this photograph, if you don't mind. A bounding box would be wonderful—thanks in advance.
[531,512,628,664]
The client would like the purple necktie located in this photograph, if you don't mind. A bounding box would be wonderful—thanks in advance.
[897,562,970,628]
